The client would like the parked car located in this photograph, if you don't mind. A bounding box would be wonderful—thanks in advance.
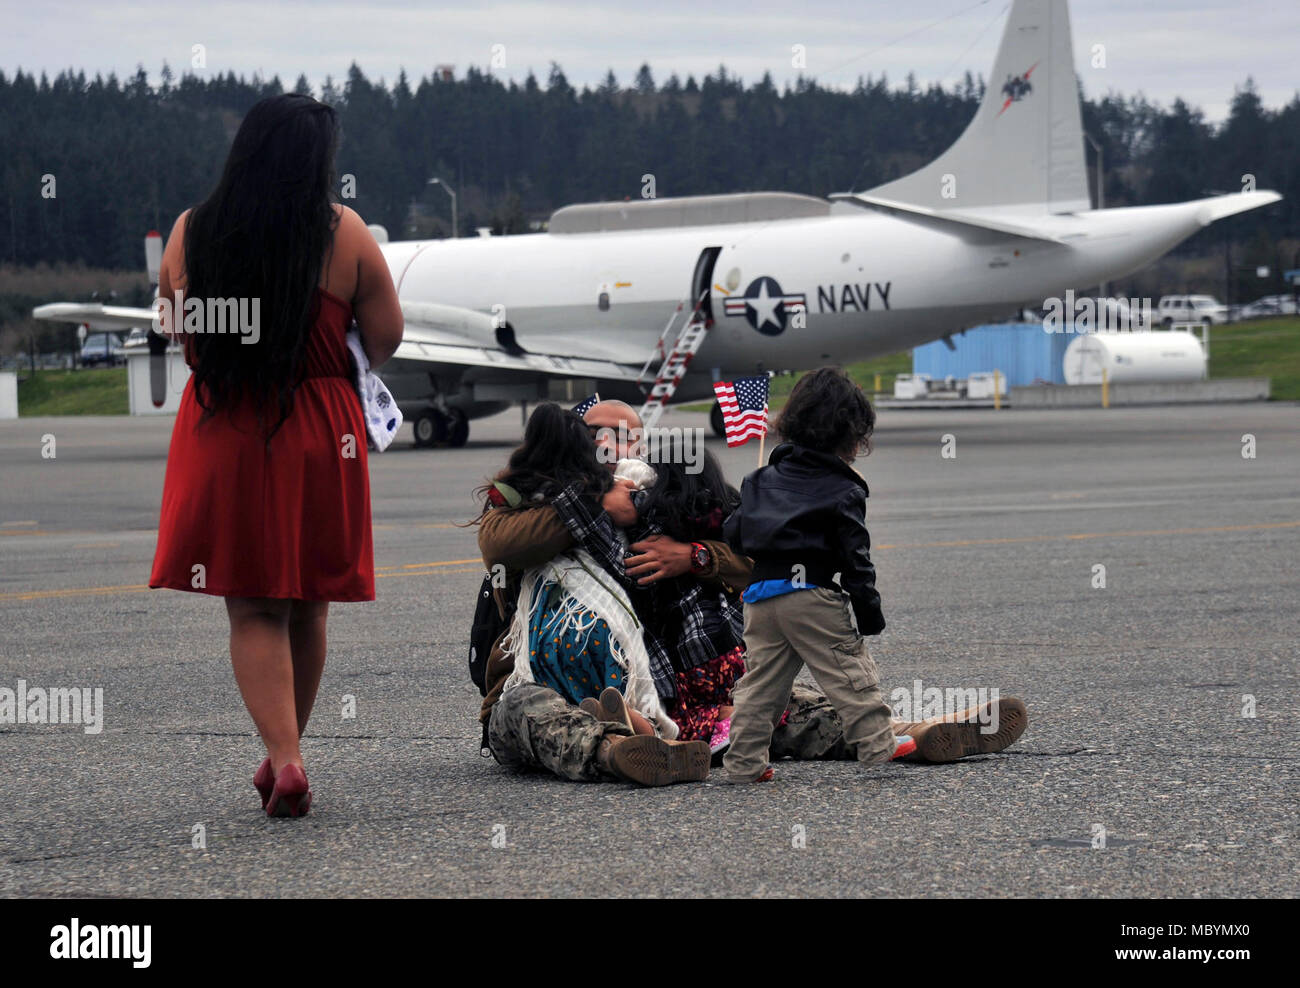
[1155,295,1229,327]
[1236,294,1298,320]
[79,332,125,367]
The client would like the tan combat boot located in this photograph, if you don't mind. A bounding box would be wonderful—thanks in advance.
[596,735,712,786]
[893,696,1028,763]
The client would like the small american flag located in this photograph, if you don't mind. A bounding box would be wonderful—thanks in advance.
[571,392,600,417]
[712,376,769,447]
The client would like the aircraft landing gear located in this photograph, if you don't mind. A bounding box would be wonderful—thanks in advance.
[412,408,447,448]
[412,406,470,448]
[446,407,469,448]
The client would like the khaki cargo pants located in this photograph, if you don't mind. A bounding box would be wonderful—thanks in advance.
[724,587,897,781]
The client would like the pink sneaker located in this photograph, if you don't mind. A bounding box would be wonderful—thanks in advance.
[709,717,732,755]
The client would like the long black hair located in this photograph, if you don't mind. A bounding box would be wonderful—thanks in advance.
[182,93,341,439]
[639,436,738,542]
[478,402,612,510]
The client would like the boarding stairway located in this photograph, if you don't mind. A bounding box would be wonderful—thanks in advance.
[636,290,712,429]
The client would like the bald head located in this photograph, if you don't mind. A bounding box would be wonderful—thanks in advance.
[584,400,643,468]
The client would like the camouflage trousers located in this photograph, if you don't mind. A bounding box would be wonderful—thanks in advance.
[488,680,856,783]
[771,682,859,761]
[488,683,633,782]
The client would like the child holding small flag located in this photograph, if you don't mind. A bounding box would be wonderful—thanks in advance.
[720,367,913,782]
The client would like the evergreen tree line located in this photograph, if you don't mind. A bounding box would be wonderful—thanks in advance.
[0,61,1296,275]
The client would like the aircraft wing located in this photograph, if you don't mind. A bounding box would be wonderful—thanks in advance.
[32,302,156,330]
[34,298,648,382]
[393,334,644,383]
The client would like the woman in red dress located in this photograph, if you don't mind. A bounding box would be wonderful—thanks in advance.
[149,94,404,817]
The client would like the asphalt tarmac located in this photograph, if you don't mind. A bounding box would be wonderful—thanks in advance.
[1,401,1297,897]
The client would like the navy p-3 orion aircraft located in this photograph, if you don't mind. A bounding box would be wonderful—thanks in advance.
[35,0,1281,446]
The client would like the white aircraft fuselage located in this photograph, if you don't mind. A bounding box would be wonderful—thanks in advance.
[381,192,1264,404]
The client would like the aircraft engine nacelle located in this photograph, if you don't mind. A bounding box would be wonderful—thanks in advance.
[399,300,501,348]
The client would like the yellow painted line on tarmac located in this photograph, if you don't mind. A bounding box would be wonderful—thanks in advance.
[1,520,469,538]
[377,566,480,579]
[372,522,467,531]
[375,558,480,573]
[4,522,1295,603]
[0,582,151,602]
[0,560,484,602]
[1,529,97,537]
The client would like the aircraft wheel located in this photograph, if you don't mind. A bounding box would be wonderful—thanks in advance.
[412,408,447,448]
[710,402,726,438]
[446,408,470,448]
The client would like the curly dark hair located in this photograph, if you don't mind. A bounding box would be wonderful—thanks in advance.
[474,402,612,514]
[640,438,739,542]
[773,366,875,459]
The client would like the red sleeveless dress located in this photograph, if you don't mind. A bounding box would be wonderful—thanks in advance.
[149,287,375,601]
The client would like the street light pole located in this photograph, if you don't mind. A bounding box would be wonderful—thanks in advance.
[428,177,458,238]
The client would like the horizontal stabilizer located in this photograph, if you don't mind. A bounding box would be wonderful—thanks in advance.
[832,193,1075,243]
[1194,191,1283,225]
[32,302,155,330]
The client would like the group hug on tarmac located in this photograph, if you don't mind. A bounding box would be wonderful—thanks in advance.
[471,376,1027,788]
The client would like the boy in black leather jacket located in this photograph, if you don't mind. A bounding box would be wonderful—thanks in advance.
[721,367,913,782]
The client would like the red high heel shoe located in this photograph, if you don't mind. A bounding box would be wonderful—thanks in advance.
[253,758,275,810]
[265,763,312,818]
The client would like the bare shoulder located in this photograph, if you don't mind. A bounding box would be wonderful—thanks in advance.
[331,203,368,238]
[164,209,191,251]
[162,209,192,284]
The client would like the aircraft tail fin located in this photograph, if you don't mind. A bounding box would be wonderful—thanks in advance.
[862,0,1090,214]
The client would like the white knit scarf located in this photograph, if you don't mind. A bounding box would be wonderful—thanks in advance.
[500,548,679,740]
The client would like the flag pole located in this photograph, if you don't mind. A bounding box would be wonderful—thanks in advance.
[757,429,765,466]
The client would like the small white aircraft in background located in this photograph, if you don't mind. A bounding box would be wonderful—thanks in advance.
[35,0,1280,446]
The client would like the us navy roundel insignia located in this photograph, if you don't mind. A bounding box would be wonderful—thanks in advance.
[722,276,807,336]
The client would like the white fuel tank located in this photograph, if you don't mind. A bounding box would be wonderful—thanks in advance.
[1063,331,1206,385]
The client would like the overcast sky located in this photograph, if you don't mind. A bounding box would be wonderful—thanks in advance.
[3,0,1294,123]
